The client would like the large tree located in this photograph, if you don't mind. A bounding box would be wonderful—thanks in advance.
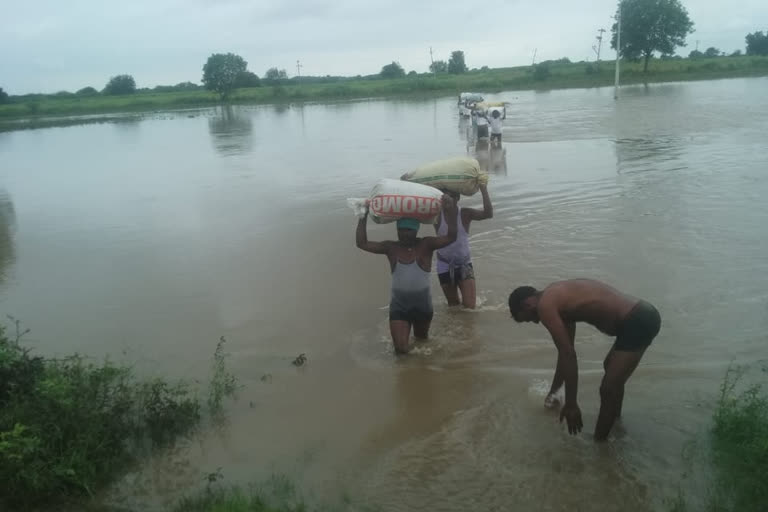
[611,0,695,72]
[746,31,768,56]
[0,87,8,104]
[380,61,405,79]
[102,75,136,95]
[429,60,448,73]
[448,51,467,74]
[202,53,248,99]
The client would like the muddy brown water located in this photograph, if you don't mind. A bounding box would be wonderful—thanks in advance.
[1,77,767,511]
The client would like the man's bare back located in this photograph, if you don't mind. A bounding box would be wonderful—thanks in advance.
[538,279,638,336]
[508,279,661,440]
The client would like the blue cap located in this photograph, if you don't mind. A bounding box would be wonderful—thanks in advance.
[396,218,420,231]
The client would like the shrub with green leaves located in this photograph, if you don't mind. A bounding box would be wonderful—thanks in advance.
[0,322,223,508]
[710,366,768,510]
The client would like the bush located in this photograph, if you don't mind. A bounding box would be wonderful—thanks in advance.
[0,319,236,509]
[710,366,768,509]
[585,63,596,74]
[672,365,768,512]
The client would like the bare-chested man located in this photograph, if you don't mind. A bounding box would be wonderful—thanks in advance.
[508,279,661,440]
[356,195,457,355]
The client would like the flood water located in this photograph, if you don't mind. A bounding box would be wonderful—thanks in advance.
[1,78,767,511]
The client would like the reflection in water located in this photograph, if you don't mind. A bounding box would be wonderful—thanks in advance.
[470,139,507,176]
[207,105,254,156]
[272,103,289,115]
[0,191,16,285]
[489,145,507,175]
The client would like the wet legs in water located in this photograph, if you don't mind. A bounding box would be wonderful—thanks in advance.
[440,279,476,309]
[595,347,646,440]
[389,318,432,354]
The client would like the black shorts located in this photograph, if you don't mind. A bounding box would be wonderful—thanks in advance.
[389,309,433,324]
[613,300,661,352]
[490,133,502,142]
[438,263,475,286]
[477,125,489,138]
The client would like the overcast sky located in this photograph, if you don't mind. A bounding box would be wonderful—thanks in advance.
[2,0,766,94]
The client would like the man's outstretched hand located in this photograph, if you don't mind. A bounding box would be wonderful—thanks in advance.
[560,402,583,435]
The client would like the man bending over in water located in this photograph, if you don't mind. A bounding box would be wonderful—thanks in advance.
[356,195,457,354]
[508,279,661,440]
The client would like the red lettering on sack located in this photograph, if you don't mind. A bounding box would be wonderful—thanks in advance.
[371,194,439,220]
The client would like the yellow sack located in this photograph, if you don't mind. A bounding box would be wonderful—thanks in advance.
[402,157,488,196]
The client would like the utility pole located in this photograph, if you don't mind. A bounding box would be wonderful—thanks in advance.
[531,48,537,66]
[593,28,606,69]
[614,4,621,100]
[429,46,435,72]
[296,60,303,78]
[695,40,700,51]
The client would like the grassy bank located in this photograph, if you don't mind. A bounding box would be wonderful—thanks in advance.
[174,474,379,512]
[1,56,767,125]
[0,320,236,510]
[671,364,768,512]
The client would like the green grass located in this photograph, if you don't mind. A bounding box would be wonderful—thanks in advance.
[671,364,768,512]
[174,474,378,512]
[1,56,767,126]
[0,318,237,510]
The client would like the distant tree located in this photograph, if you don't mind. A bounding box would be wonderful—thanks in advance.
[704,46,721,57]
[53,91,73,97]
[103,74,136,95]
[429,60,448,73]
[0,87,8,104]
[264,68,288,81]
[688,49,704,59]
[407,70,417,77]
[730,49,743,57]
[380,61,405,79]
[448,51,468,74]
[746,31,768,56]
[611,0,695,72]
[480,65,490,72]
[76,86,98,96]
[234,71,261,88]
[202,53,248,99]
